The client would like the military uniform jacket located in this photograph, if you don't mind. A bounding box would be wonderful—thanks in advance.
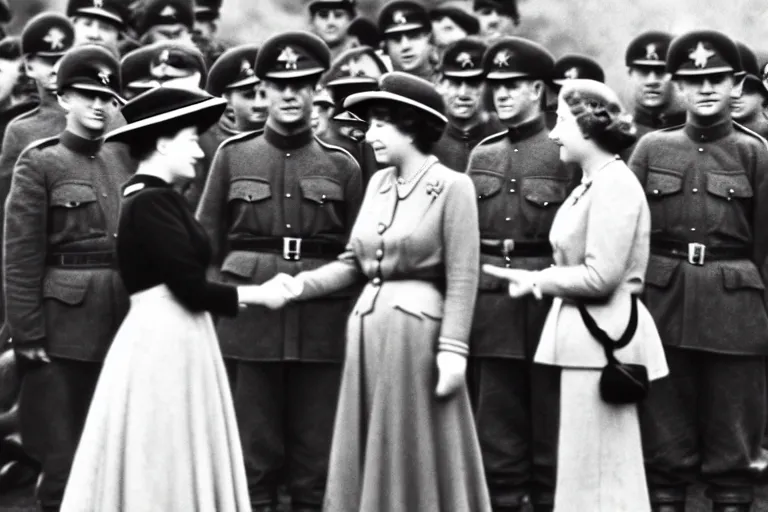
[319,120,379,187]
[466,116,578,358]
[629,119,768,355]
[196,125,364,362]
[739,116,768,141]
[621,105,686,161]
[433,114,505,173]
[4,131,135,361]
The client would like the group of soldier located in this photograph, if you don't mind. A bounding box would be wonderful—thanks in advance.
[0,0,763,512]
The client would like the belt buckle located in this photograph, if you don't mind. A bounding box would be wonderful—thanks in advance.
[688,242,706,266]
[502,239,515,267]
[283,237,302,261]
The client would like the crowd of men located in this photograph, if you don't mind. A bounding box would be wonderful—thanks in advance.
[0,0,765,511]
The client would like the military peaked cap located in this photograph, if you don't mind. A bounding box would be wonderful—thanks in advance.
[149,41,207,83]
[483,36,554,80]
[347,17,380,49]
[67,0,128,28]
[667,30,740,76]
[255,31,330,80]
[194,0,222,21]
[21,12,75,58]
[429,6,480,36]
[378,1,431,36]
[309,0,357,16]
[57,43,122,100]
[121,44,156,93]
[441,37,486,79]
[321,46,384,108]
[553,54,604,85]
[625,31,672,68]
[140,0,194,34]
[206,44,260,96]
[734,41,767,97]
[473,0,520,26]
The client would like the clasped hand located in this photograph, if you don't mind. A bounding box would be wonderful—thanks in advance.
[238,273,304,310]
[481,265,541,299]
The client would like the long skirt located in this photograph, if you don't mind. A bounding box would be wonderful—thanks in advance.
[60,285,251,512]
[323,282,491,512]
[554,368,650,512]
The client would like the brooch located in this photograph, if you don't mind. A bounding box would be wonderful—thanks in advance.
[426,180,444,199]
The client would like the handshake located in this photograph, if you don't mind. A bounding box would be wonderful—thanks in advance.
[237,273,305,310]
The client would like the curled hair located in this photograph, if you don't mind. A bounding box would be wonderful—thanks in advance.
[562,89,637,154]
[365,101,445,154]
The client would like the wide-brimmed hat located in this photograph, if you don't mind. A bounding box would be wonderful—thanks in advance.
[105,86,226,144]
[344,70,447,124]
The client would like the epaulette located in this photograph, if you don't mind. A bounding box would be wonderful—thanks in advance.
[733,121,768,150]
[17,135,59,161]
[218,128,263,150]
[314,135,358,164]
[123,182,146,197]
[475,129,508,147]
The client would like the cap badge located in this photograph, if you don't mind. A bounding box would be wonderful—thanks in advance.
[158,49,170,64]
[456,52,474,68]
[159,5,178,18]
[341,57,365,76]
[241,59,255,77]
[93,0,104,8]
[392,10,407,25]
[98,68,112,86]
[645,43,659,61]
[277,46,299,70]
[689,41,715,69]
[564,67,579,79]
[493,50,510,68]
[43,27,67,51]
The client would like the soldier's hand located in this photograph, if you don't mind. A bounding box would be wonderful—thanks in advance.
[13,345,51,367]
[434,351,467,399]
[482,265,540,299]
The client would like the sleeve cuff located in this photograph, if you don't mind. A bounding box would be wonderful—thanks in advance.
[438,337,469,356]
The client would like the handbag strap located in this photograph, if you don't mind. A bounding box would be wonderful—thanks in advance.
[577,295,639,363]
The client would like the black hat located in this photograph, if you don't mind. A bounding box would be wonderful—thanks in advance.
[625,31,672,68]
[553,54,604,85]
[121,44,156,93]
[473,0,520,26]
[441,37,486,79]
[347,17,380,49]
[56,43,122,100]
[344,70,447,125]
[21,12,75,58]
[309,0,357,16]
[734,41,767,97]
[429,6,479,36]
[321,46,385,108]
[148,41,207,84]
[140,0,194,34]
[666,30,740,77]
[378,1,431,36]
[206,44,260,96]
[0,36,22,61]
[194,0,222,21]
[105,86,227,144]
[483,36,554,80]
[255,31,330,80]
[67,0,128,28]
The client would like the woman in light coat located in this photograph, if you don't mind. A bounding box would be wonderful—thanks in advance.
[484,79,668,511]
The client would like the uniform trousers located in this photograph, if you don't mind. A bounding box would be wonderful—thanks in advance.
[17,357,101,511]
[468,358,560,508]
[227,360,342,509]
[639,347,766,505]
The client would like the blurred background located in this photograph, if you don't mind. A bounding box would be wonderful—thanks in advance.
[5,0,768,105]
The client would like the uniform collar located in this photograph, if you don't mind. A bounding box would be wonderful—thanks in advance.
[633,104,686,129]
[445,116,488,141]
[684,114,733,142]
[264,124,314,150]
[505,115,546,143]
[60,130,103,156]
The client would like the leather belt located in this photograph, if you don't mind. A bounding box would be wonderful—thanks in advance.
[480,238,552,259]
[228,237,344,261]
[46,251,116,268]
[650,238,750,266]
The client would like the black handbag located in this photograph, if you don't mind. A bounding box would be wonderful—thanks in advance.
[576,295,649,405]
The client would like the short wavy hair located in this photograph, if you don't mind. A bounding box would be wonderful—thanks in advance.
[365,101,445,154]
[559,79,637,154]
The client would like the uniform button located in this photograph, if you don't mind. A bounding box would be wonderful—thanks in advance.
[514,148,519,152]
[285,193,291,198]
[505,217,511,221]
[543,202,550,206]
[377,223,386,234]
[286,224,291,229]
[113,233,118,238]
[729,188,735,194]
[692,188,698,193]
[698,148,704,152]
[102,193,107,197]
[653,189,660,195]
[286,153,291,157]
[690,227,696,232]
[510,178,517,183]
[375,249,384,259]
[89,155,95,159]
[372,277,381,286]
[509,189,516,193]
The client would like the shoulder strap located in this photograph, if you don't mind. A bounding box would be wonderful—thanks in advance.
[577,295,639,363]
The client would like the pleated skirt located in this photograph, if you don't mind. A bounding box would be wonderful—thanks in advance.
[60,285,251,512]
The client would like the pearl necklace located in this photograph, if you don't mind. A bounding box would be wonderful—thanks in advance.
[396,155,437,188]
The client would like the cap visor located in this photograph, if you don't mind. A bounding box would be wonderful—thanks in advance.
[264,68,326,80]
[674,66,734,76]
[70,83,125,104]
[344,90,447,124]
[226,76,261,90]
[442,70,484,79]
[75,8,124,26]
[326,76,378,87]
[384,23,427,35]
[629,60,666,68]
[486,71,531,80]
[105,96,227,143]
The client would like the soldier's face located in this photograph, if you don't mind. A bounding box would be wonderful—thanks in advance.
[549,98,588,164]
[263,78,314,127]
[60,89,118,134]
[441,76,484,121]
[0,58,22,104]
[628,67,672,109]
[25,55,60,91]
[158,125,204,181]
[475,8,512,41]
[730,84,765,121]
[312,9,352,47]
[385,30,432,73]
[226,84,268,131]
[491,79,542,124]
[431,17,467,50]
[311,103,333,135]
[365,115,412,165]
[676,73,734,117]
[72,16,120,47]
[193,19,216,40]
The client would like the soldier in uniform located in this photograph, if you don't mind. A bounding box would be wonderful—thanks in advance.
[433,37,503,173]
[630,30,768,512]
[429,6,480,61]
[473,0,520,43]
[67,0,128,50]
[308,0,357,62]
[378,1,438,83]
[193,0,228,68]
[466,37,578,512]
[0,37,35,154]
[731,42,768,140]
[120,43,157,99]
[4,44,133,512]
[196,31,363,512]
[137,0,194,46]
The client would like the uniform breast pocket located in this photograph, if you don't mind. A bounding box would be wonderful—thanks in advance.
[705,170,753,240]
[49,182,107,244]
[644,167,684,230]
[227,178,273,234]
[299,176,346,234]
[470,170,504,230]
[521,176,569,237]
